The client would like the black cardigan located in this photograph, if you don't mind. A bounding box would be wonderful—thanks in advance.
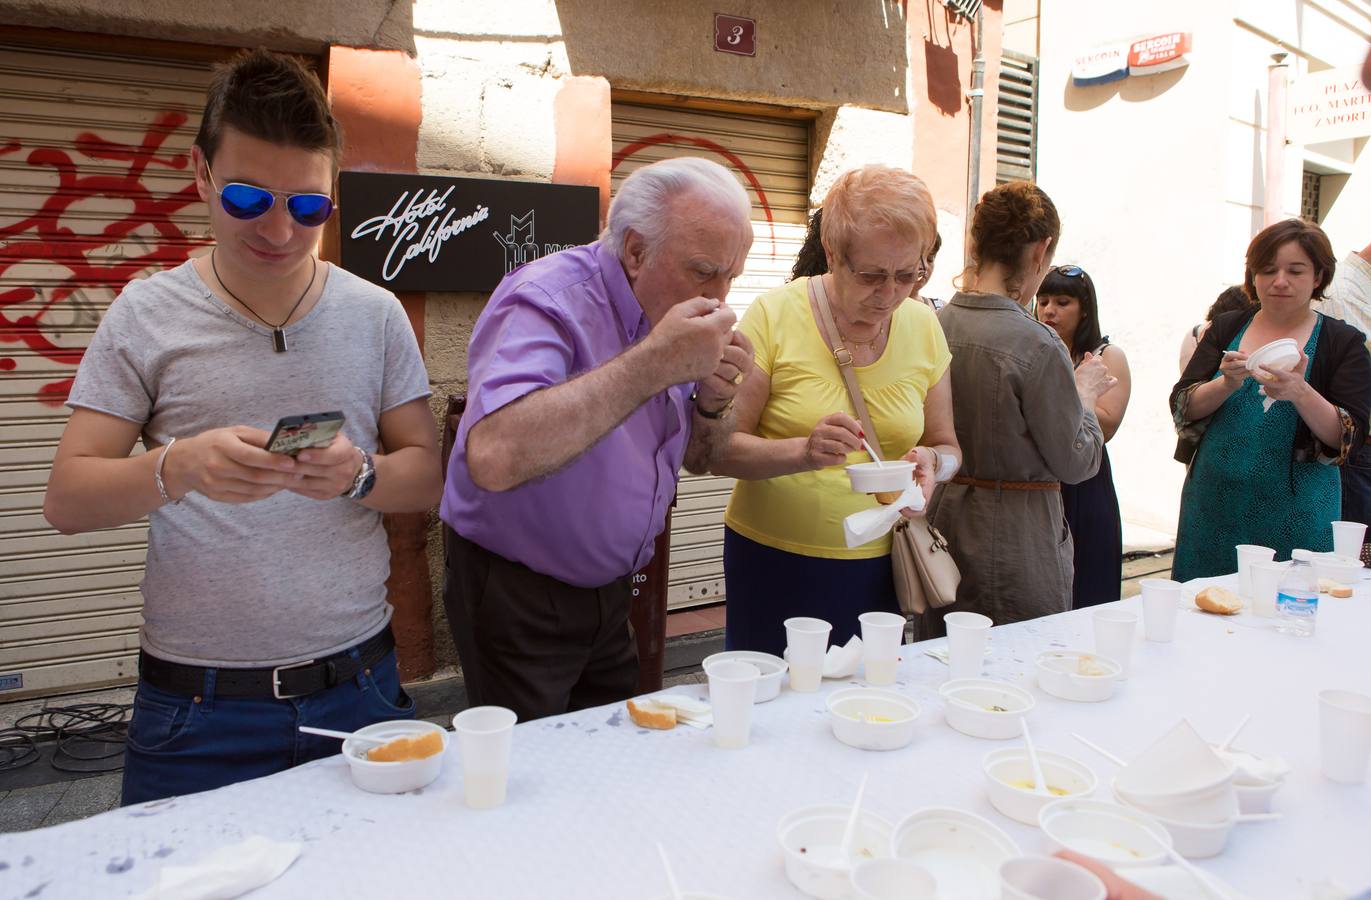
[1170,308,1371,466]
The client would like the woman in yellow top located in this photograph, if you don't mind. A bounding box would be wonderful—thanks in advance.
[710,165,961,655]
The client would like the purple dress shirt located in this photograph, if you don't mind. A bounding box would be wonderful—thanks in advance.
[440,241,693,588]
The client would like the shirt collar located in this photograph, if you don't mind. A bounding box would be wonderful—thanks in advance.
[949,290,1033,316]
[595,240,649,343]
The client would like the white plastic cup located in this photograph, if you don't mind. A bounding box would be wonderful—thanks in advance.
[1000,855,1107,900]
[1092,609,1137,679]
[851,858,938,900]
[1249,560,1292,618]
[451,705,517,809]
[944,611,992,680]
[1332,521,1367,562]
[1138,578,1181,642]
[859,611,905,686]
[1236,544,1276,598]
[784,617,832,693]
[707,660,760,748]
[1319,688,1371,784]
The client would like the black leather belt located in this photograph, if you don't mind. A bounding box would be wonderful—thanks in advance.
[138,625,395,700]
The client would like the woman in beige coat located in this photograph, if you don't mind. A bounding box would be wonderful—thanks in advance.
[924,182,1115,632]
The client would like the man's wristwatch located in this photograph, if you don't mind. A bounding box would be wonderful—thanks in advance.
[342,447,376,500]
[689,386,733,420]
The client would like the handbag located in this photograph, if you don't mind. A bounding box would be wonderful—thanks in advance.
[808,276,961,615]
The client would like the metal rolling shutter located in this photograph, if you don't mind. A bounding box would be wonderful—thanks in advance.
[996,51,1038,184]
[0,44,214,699]
[610,101,810,610]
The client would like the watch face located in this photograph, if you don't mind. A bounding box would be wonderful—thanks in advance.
[354,468,377,499]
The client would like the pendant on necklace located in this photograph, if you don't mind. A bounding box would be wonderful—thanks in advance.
[272,328,288,353]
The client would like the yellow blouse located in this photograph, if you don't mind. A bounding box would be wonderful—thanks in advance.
[724,277,952,558]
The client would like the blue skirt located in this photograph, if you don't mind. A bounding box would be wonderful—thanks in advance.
[723,527,901,657]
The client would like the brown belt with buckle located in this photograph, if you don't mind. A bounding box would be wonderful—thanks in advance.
[951,475,1061,491]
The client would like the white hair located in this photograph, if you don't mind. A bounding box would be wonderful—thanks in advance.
[601,156,751,258]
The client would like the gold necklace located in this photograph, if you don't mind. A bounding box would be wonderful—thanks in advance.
[834,316,887,352]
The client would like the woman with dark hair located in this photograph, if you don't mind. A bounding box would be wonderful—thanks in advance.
[1179,285,1254,374]
[1035,265,1132,608]
[924,181,1115,631]
[1171,219,1371,581]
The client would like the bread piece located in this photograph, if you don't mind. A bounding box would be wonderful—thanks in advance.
[873,490,902,505]
[1076,655,1108,677]
[1319,577,1354,598]
[366,730,444,762]
[626,698,677,730]
[1195,586,1243,615]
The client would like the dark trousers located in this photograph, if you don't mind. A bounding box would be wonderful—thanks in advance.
[443,532,639,723]
[121,646,413,806]
[722,526,901,657]
[1341,442,1371,565]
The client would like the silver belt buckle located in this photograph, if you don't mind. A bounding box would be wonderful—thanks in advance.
[272,658,317,699]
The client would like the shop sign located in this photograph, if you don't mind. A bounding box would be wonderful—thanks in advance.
[1071,42,1129,86]
[338,172,599,292]
[1072,31,1191,86]
[1289,65,1371,144]
[714,14,756,57]
[1128,32,1191,76]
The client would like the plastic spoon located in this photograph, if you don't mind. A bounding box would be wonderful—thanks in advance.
[1163,844,1233,900]
[860,438,885,466]
[839,771,870,864]
[1071,732,1127,767]
[1217,713,1251,752]
[656,843,683,900]
[1020,717,1051,796]
[298,726,389,745]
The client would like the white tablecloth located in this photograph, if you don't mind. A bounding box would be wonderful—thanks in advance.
[2,575,1369,900]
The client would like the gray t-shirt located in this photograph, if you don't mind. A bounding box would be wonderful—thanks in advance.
[67,260,431,667]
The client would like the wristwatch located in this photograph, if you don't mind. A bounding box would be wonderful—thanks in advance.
[689,386,733,420]
[343,447,376,500]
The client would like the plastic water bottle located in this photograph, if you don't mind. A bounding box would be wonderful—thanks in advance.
[1275,549,1319,636]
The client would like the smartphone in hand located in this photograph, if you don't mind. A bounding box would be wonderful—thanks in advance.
[265,412,346,456]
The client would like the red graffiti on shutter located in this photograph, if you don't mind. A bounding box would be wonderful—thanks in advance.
[0,111,209,404]
[610,134,778,259]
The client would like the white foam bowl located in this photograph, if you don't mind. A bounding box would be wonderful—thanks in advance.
[1038,799,1172,869]
[703,650,787,702]
[341,719,448,794]
[827,688,921,751]
[1113,769,1237,824]
[1234,779,1281,814]
[890,807,1020,900]
[1314,555,1364,587]
[777,805,894,900]
[982,748,1097,825]
[1035,650,1121,702]
[939,678,1036,739]
[846,460,916,494]
[1246,338,1300,373]
[1112,784,1235,859]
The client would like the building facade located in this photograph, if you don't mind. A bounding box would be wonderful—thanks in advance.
[0,0,1004,697]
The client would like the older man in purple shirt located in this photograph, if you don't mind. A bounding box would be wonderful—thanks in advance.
[441,157,755,720]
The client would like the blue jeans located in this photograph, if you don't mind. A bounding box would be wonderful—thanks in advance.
[120,647,415,806]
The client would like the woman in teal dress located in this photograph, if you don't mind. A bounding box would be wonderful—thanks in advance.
[1172,220,1371,582]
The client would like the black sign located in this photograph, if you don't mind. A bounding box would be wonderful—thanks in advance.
[338,171,600,292]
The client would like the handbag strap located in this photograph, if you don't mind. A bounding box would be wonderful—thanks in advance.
[808,275,882,457]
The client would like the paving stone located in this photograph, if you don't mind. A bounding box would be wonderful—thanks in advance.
[40,775,122,828]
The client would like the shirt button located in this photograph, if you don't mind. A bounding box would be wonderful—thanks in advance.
[1075,441,1083,449]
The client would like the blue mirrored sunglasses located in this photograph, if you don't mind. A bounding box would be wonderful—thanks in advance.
[205,165,334,227]
[1052,265,1085,278]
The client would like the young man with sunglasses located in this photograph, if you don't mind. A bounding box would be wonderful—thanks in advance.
[43,49,443,804]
